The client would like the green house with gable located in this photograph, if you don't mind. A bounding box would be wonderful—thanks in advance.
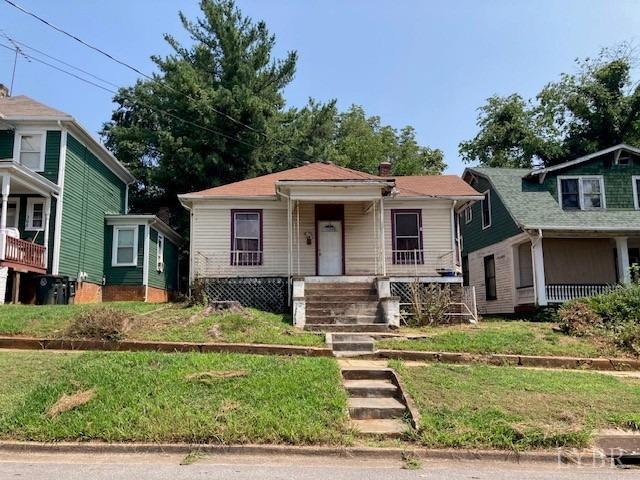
[460,144,640,315]
[0,89,180,304]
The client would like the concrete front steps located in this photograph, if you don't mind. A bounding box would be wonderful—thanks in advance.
[303,280,389,332]
[341,368,412,437]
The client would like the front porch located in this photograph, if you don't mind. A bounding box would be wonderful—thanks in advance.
[513,235,639,307]
[0,163,58,303]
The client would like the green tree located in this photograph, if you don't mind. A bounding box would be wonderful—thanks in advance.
[103,0,297,224]
[329,105,445,175]
[460,45,640,168]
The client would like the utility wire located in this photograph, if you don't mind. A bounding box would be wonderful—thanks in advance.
[0,41,264,150]
[2,0,311,162]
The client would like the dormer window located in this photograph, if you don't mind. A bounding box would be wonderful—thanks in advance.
[559,176,605,210]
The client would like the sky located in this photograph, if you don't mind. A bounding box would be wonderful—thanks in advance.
[1,0,640,175]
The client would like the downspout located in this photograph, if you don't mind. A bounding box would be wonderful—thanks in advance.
[451,200,459,271]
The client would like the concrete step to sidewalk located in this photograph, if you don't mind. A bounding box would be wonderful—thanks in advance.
[343,379,398,397]
[351,418,408,437]
[342,368,394,380]
[348,397,406,419]
[330,334,375,353]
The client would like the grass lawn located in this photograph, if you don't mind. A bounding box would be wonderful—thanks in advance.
[0,351,350,445]
[0,303,323,347]
[377,319,628,358]
[393,361,640,449]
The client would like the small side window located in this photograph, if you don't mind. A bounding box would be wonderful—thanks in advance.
[481,190,491,229]
[484,254,497,301]
[112,226,138,267]
[25,198,45,231]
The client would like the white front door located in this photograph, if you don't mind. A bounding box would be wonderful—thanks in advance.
[318,220,343,275]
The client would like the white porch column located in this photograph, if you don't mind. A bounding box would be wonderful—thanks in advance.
[531,236,547,306]
[43,196,52,269]
[0,175,9,232]
[0,175,10,263]
[616,237,631,284]
[379,197,387,276]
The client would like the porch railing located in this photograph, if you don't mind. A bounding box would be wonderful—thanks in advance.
[194,248,459,278]
[388,249,457,276]
[546,284,614,303]
[3,235,46,270]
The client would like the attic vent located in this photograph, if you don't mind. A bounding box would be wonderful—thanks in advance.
[618,155,631,166]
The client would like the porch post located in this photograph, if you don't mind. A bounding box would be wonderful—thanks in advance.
[0,175,9,232]
[615,237,631,284]
[0,175,10,263]
[0,175,9,304]
[379,197,387,276]
[43,196,52,269]
[531,235,547,306]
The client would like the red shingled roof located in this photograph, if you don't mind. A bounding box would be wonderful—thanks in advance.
[185,162,479,198]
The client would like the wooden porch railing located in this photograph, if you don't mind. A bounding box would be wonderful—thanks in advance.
[3,235,46,270]
[546,284,614,303]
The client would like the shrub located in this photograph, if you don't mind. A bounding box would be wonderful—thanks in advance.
[610,322,640,356]
[558,301,602,336]
[584,284,640,326]
[409,282,452,326]
[66,308,129,341]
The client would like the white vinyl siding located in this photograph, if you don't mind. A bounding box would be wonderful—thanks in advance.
[190,198,457,278]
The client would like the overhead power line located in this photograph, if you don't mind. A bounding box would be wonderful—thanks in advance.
[0,41,264,151]
[2,0,311,162]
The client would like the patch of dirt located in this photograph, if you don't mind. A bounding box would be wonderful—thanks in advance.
[185,370,249,384]
[47,388,96,418]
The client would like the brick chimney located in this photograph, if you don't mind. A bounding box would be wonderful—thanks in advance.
[0,84,9,98]
[378,160,392,177]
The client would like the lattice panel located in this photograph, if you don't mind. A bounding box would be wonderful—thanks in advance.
[202,277,288,313]
[390,282,412,310]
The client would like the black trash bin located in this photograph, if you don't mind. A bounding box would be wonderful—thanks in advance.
[67,280,77,304]
[34,275,69,305]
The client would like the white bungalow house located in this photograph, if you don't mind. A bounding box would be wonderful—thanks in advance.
[179,161,482,330]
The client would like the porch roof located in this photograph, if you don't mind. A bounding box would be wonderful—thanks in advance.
[465,167,640,233]
[0,160,59,196]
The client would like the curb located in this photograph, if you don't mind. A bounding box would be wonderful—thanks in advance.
[0,336,638,372]
[0,337,333,357]
[0,440,572,464]
[376,349,640,371]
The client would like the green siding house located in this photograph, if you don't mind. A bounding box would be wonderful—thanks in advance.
[460,144,640,315]
[0,91,180,304]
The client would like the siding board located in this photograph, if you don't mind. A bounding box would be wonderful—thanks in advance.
[58,134,126,284]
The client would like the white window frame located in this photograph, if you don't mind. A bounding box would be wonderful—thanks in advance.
[25,197,45,231]
[111,225,139,267]
[5,197,20,229]
[14,131,46,172]
[633,175,640,210]
[557,175,606,211]
[464,205,472,224]
[156,232,165,272]
[481,190,492,230]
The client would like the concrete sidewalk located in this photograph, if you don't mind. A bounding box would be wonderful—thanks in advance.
[0,450,629,480]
